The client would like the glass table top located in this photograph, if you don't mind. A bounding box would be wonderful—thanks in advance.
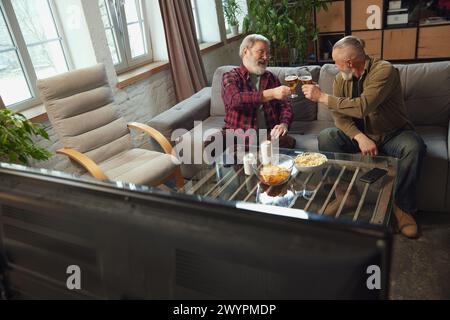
[179,148,398,226]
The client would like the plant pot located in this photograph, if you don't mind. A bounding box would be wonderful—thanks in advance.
[230,25,239,36]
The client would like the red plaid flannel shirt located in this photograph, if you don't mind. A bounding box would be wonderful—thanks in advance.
[221,64,293,131]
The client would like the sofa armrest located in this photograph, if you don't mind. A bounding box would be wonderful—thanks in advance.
[148,87,211,141]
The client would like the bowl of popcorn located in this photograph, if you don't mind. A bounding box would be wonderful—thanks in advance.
[294,152,328,172]
[254,154,294,186]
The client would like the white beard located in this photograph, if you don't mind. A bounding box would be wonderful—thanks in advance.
[340,69,353,81]
[253,64,267,75]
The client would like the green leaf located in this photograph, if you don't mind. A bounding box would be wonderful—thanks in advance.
[0,109,52,164]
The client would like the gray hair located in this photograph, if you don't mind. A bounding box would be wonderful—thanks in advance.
[333,36,366,60]
[239,34,270,58]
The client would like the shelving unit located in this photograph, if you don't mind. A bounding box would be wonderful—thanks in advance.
[315,0,346,63]
[310,0,450,64]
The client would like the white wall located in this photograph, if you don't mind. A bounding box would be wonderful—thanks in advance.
[146,0,168,61]
[202,40,242,84]
[54,0,97,70]
[80,0,117,86]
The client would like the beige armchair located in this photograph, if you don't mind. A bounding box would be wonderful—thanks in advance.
[37,64,183,188]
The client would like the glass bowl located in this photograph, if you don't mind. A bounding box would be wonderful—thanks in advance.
[254,154,294,186]
[294,152,328,173]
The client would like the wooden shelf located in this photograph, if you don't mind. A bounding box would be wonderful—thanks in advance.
[317,33,345,62]
[418,25,450,58]
[352,30,382,59]
[316,1,345,33]
[351,0,383,31]
[306,0,450,64]
[383,28,417,60]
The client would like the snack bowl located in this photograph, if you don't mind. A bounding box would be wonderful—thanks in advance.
[254,154,294,186]
[294,152,328,173]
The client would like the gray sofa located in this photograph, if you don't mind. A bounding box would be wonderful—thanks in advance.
[149,61,450,213]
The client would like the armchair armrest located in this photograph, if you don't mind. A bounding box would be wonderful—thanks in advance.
[127,122,173,155]
[57,148,108,181]
[148,87,211,140]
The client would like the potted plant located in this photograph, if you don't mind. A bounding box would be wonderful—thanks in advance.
[223,0,243,36]
[0,108,52,164]
[243,0,328,66]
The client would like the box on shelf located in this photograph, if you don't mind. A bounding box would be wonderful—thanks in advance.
[387,8,409,25]
[389,1,402,10]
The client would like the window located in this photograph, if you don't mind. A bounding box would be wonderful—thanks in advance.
[99,0,152,73]
[222,0,248,35]
[191,0,202,43]
[0,0,70,110]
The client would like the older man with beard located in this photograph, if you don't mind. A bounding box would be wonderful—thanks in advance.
[302,36,426,239]
[221,34,295,148]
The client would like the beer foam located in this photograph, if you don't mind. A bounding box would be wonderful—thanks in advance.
[285,75,298,81]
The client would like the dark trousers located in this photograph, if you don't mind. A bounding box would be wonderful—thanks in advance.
[318,128,426,214]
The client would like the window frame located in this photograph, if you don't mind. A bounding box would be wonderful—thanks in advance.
[104,0,152,74]
[0,0,73,111]
[190,0,203,44]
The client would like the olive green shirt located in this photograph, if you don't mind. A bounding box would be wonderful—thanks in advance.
[327,56,414,144]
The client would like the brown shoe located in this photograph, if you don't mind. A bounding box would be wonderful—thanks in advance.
[323,184,359,216]
[393,206,418,239]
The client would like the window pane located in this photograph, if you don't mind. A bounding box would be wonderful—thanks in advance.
[106,30,120,65]
[0,8,14,50]
[128,23,145,58]
[99,0,122,66]
[0,51,32,106]
[11,0,59,44]
[99,0,111,28]
[124,0,139,23]
[28,41,68,79]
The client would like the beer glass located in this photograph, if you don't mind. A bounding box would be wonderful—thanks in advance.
[284,72,299,99]
[299,68,313,86]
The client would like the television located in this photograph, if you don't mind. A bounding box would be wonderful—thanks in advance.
[0,163,392,299]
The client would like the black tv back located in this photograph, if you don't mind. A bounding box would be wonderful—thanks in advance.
[0,164,391,299]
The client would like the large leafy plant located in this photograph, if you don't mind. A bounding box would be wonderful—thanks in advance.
[223,0,243,27]
[243,0,328,65]
[0,109,52,164]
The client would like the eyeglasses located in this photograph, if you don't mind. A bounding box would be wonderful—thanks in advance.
[251,48,271,59]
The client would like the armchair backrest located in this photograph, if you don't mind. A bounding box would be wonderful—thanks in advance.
[210,65,321,121]
[37,64,132,164]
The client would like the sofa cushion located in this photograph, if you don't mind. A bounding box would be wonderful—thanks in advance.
[414,126,449,212]
[394,62,450,127]
[210,65,321,122]
[290,120,335,151]
[317,64,339,122]
[266,66,321,121]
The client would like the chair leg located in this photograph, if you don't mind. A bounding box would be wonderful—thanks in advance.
[174,167,184,190]
[155,167,184,190]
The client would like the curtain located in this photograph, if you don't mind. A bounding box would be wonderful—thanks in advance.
[159,0,207,102]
